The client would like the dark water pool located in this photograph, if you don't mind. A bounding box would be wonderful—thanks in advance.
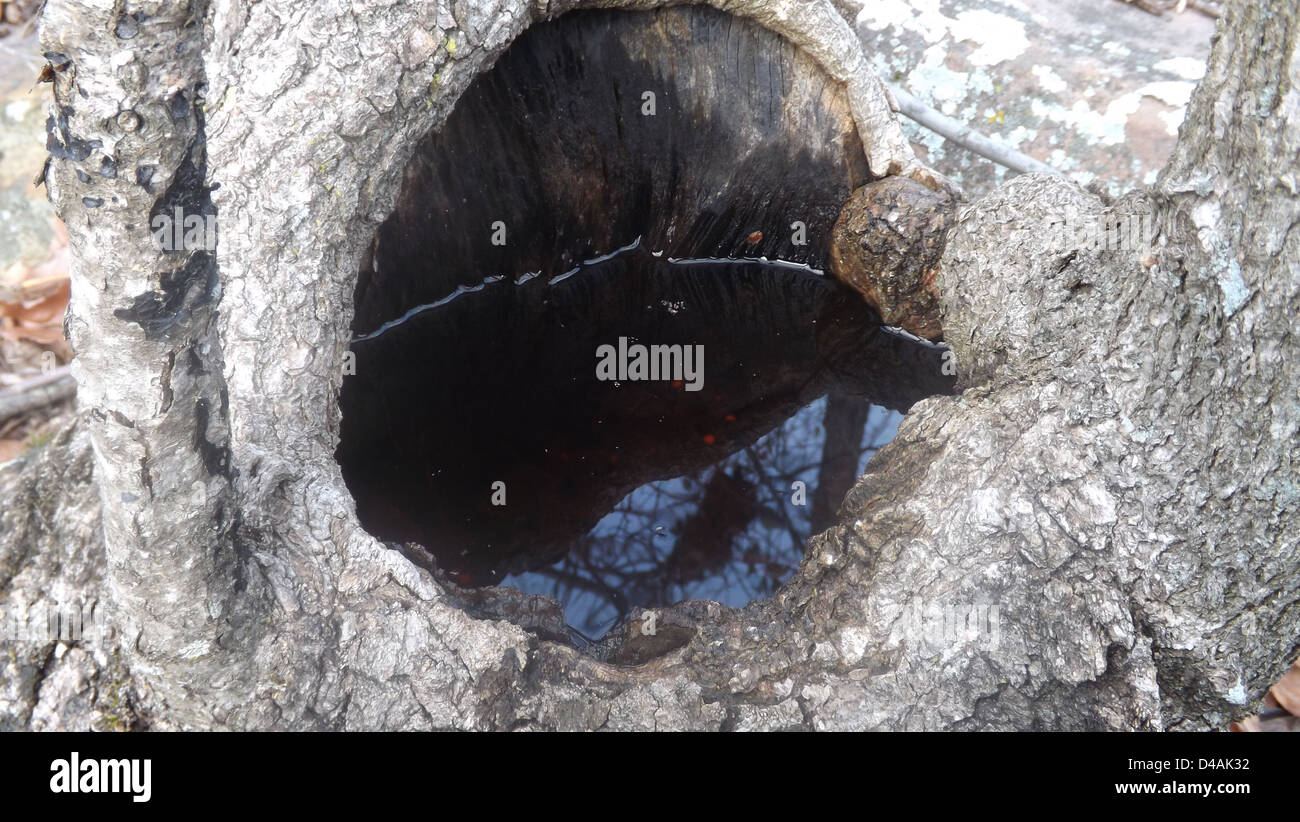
[337,243,952,637]
[503,392,902,637]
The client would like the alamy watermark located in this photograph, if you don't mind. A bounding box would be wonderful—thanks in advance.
[50,752,151,802]
[151,206,217,252]
[0,601,116,648]
[898,598,1001,652]
[1027,210,1171,254]
[596,337,704,391]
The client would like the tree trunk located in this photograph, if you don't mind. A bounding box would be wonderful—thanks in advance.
[1,0,1295,730]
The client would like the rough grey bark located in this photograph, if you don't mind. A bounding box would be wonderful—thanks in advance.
[1,0,1295,730]
[0,424,136,731]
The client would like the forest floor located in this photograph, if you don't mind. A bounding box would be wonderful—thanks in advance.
[0,24,71,463]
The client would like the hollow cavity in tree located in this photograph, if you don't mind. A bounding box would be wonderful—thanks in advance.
[340,242,952,636]
[336,6,955,638]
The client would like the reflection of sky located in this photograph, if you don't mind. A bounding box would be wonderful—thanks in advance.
[504,396,903,638]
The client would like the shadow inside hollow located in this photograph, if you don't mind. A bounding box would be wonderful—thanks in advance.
[338,6,955,636]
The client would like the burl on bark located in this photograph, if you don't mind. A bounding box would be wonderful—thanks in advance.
[830,176,957,341]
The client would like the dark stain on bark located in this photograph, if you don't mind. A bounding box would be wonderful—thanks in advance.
[43,51,71,71]
[159,352,176,415]
[45,107,95,162]
[185,343,206,375]
[113,250,216,340]
[193,397,231,478]
[116,124,220,340]
[168,91,190,122]
[148,134,215,244]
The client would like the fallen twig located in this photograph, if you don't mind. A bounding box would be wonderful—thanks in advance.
[888,84,1066,178]
[0,365,75,422]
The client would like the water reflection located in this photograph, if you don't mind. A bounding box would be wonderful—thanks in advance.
[505,395,901,637]
[338,247,953,637]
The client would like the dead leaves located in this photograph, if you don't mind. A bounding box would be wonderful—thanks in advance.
[1231,660,1300,732]
[0,217,72,463]
[1,279,69,344]
[1,217,69,345]
[0,436,23,463]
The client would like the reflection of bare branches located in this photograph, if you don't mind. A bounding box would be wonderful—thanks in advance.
[742,446,808,549]
[667,469,760,583]
[507,397,903,636]
[530,563,631,623]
